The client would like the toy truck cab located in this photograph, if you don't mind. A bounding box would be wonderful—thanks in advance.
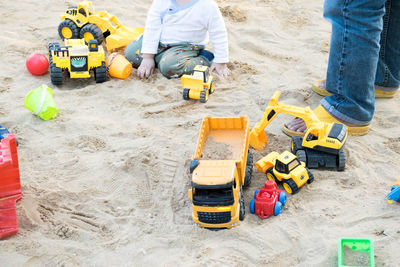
[249,180,286,219]
[188,161,243,228]
[256,151,314,194]
[188,117,253,229]
[181,65,215,103]
[49,39,106,85]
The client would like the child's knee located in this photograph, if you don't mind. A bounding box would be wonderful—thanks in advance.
[158,56,183,78]
[124,39,142,67]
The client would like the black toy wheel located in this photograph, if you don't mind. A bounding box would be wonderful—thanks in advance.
[291,136,303,154]
[283,178,299,194]
[265,167,277,183]
[48,42,60,65]
[183,88,190,100]
[296,149,307,165]
[306,167,314,184]
[244,150,253,187]
[200,89,208,103]
[239,186,245,221]
[337,150,346,171]
[58,19,80,40]
[95,62,107,83]
[50,66,63,85]
[209,81,215,94]
[80,23,104,44]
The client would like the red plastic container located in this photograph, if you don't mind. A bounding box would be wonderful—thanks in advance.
[250,180,286,219]
[0,134,22,240]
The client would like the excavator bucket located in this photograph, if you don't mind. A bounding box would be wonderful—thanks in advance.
[249,124,268,151]
[105,26,144,52]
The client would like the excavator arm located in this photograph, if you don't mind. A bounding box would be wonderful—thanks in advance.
[250,91,325,151]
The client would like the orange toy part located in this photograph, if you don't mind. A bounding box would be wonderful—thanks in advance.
[0,134,22,240]
[106,53,132,79]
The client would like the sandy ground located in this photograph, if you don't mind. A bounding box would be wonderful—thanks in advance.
[1,0,400,266]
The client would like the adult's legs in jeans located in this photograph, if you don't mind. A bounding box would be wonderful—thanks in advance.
[375,0,400,91]
[286,0,387,135]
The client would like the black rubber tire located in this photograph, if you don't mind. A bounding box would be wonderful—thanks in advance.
[239,186,245,221]
[306,167,314,184]
[80,23,104,44]
[209,81,215,94]
[94,62,107,83]
[244,150,253,187]
[296,149,307,165]
[48,42,60,64]
[200,89,208,103]
[283,178,299,194]
[50,66,63,85]
[291,136,303,154]
[265,167,277,183]
[337,149,346,171]
[58,19,80,40]
[183,88,190,100]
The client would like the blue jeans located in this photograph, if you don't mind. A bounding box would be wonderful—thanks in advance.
[321,0,400,126]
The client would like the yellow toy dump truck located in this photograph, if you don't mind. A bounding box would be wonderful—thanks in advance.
[181,65,215,103]
[250,91,347,171]
[49,39,106,85]
[256,151,314,194]
[188,116,253,229]
[58,1,144,52]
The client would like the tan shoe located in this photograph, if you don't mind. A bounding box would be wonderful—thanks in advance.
[312,80,398,98]
[283,105,370,137]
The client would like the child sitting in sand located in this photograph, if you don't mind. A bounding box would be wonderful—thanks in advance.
[124,0,230,79]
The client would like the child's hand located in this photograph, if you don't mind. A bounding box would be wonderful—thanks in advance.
[210,63,231,77]
[137,55,155,79]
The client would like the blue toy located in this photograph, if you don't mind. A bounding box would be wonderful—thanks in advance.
[387,178,400,203]
[0,125,10,141]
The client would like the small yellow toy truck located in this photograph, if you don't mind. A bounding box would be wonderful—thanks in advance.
[250,91,347,171]
[49,39,106,85]
[188,116,253,229]
[256,151,314,194]
[181,65,215,103]
[58,1,144,52]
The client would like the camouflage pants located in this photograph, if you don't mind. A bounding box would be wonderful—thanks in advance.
[124,35,211,79]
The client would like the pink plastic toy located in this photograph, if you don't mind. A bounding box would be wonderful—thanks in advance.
[249,180,286,219]
[26,53,49,76]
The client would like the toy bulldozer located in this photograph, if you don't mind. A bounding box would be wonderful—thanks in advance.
[181,65,215,103]
[49,39,106,85]
[58,1,144,52]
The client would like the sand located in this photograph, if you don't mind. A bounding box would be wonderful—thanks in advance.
[0,0,400,266]
[201,137,233,160]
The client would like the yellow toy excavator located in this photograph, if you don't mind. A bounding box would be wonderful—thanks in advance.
[58,1,144,52]
[250,91,347,171]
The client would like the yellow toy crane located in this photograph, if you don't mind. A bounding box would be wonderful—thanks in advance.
[250,91,347,171]
[58,1,144,52]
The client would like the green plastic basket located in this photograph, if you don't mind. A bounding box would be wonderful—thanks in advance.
[338,238,374,267]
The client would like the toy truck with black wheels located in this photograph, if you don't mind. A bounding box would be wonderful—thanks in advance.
[58,1,144,52]
[187,116,253,229]
[249,91,347,171]
[256,151,314,194]
[181,65,215,103]
[49,39,106,85]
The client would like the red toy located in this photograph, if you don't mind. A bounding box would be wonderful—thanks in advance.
[249,180,286,219]
[0,134,22,240]
[26,53,49,76]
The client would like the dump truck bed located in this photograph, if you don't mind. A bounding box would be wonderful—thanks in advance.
[193,117,250,185]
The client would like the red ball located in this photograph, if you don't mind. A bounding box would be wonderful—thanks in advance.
[26,53,49,76]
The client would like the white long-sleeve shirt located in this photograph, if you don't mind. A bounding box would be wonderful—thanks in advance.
[142,0,229,63]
